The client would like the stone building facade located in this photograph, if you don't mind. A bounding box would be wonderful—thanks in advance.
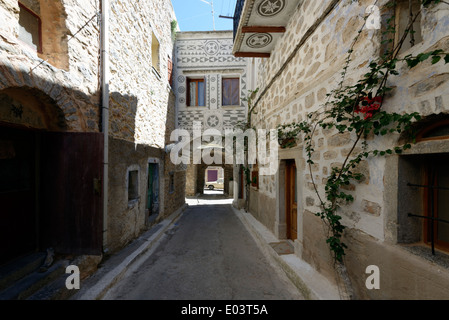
[233,0,449,299]
[173,31,249,197]
[106,0,185,254]
[0,0,103,267]
[0,0,185,272]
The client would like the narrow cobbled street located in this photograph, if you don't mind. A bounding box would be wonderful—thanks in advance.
[101,193,304,300]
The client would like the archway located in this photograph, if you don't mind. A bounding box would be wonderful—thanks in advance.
[204,166,224,195]
[0,87,103,265]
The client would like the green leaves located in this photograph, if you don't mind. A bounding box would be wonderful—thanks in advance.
[405,50,448,69]
[294,0,446,264]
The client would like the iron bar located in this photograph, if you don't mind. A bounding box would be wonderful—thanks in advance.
[407,183,449,191]
[406,176,449,255]
[407,213,449,225]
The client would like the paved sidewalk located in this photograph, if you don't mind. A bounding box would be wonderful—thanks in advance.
[71,204,187,300]
[231,205,340,300]
[72,194,340,300]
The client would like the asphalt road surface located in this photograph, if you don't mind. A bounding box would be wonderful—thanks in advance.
[102,197,304,300]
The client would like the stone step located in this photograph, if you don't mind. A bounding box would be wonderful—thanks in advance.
[0,259,69,300]
[26,272,76,300]
[0,252,46,292]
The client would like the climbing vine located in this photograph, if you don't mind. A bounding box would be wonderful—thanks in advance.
[235,88,259,211]
[276,0,449,265]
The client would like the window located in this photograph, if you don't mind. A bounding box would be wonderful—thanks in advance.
[394,0,423,54]
[251,170,259,189]
[187,78,205,107]
[416,119,449,142]
[168,56,173,86]
[398,120,449,254]
[152,32,160,75]
[128,170,139,201]
[222,78,240,106]
[251,164,259,189]
[422,156,449,251]
[18,2,42,53]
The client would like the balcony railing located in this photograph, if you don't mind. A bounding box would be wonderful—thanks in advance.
[233,0,245,40]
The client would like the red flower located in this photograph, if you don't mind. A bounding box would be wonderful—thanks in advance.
[355,96,382,119]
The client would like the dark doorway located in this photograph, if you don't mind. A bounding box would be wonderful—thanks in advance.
[285,160,297,241]
[0,128,104,266]
[147,163,159,219]
[0,127,37,264]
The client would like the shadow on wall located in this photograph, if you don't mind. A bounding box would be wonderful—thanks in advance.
[164,88,187,215]
[0,66,103,265]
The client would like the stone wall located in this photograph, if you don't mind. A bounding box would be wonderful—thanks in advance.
[247,0,449,299]
[109,0,176,146]
[0,0,101,132]
[106,0,185,254]
[0,0,186,267]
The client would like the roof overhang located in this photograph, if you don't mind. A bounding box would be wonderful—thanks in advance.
[232,0,302,58]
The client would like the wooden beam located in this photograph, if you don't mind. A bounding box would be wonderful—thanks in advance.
[234,52,271,58]
[241,26,286,33]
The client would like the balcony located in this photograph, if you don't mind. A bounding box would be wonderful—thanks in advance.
[232,0,301,58]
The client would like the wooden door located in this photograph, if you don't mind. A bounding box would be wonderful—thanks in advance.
[424,155,449,251]
[40,132,104,255]
[286,160,297,240]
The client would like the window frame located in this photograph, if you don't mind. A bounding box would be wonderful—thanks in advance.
[18,2,43,53]
[393,0,423,54]
[186,77,206,107]
[222,77,240,107]
[422,155,449,252]
[416,119,449,142]
[151,31,161,77]
[167,56,174,87]
[127,168,140,204]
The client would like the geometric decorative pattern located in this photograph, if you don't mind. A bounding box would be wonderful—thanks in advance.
[178,110,204,130]
[176,38,246,68]
[223,109,246,130]
[246,33,273,49]
[177,56,245,64]
[175,34,248,135]
[257,0,285,17]
[204,40,220,55]
[203,110,223,130]
[206,114,220,127]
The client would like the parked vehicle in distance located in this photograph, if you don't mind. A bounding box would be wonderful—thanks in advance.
[206,178,224,190]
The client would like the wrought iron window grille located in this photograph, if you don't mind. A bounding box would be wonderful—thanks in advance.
[407,182,449,255]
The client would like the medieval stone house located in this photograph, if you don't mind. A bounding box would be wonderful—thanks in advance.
[173,30,250,197]
[233,0,449,299]
[0,0,184,278]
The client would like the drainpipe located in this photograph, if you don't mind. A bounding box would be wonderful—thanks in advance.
[100,0,109,253]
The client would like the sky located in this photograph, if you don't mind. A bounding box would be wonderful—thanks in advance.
[171,0,237,32]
